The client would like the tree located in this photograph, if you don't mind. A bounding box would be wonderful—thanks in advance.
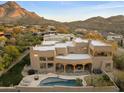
[84,32,104,40]
[4,46,20,60]
[3,54,13,68]
[16,32,41,47]
[6,38,16,45]
[102,74,110,81]
[0,26,5,32]
[0,37,7,42]
[0,56,4,71]
[113,54,124,70]
[13,27,21,34]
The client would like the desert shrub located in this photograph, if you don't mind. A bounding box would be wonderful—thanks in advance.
[102,74,110,81]
[76,78,83,86]
[113,54,124,70]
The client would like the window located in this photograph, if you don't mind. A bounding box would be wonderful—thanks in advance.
[39,57,46,61]
[95,52,107,56]
[47,57,54,61]
[105,63,111,69]
[48,63,53,68]
[90,49,93,55]
[34,53,38,57]
[40,63,46,69]
[82,47,87,50]
[107,52,112,56]
[58,54,64,56]
[69,52,74,54]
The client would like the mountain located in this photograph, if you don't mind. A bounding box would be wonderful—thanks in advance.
[0,1,44,24]
[0,1,70,33]
[107,15,124,22]
[65,15,124,35]
[1,1,124,35]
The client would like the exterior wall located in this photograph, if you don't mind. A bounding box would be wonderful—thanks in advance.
[89,44,113,72]
[0,87,17,92]
[67,47,76,54]
[55,58,92,65]
[90,45,113,52]
[72,41,88,54]
[75,46,88,54]
[55,48,68,56]
[30,37,114,72]
[44,34,74,41]
[92,57,113,71]
[16,86,119,92]
[31,47,113,72]
[30,48,56,71]
[30,48,40,70]
[0,86,119,92]
[37,50,55,57]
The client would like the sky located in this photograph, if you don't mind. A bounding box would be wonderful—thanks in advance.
[1,1,124,22]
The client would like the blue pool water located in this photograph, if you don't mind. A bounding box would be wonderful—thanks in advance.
[39,77,83,86]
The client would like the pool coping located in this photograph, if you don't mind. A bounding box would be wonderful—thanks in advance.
[18,73,88,87]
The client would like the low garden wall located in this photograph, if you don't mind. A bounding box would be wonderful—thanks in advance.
[0,87,17,92]
[16,86,119,92]
[0,85,119,92]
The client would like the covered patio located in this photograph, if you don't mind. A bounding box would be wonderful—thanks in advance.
[55,63,92,73]
[55,54,92,74]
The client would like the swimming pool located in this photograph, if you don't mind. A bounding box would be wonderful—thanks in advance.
[39,77,83,86]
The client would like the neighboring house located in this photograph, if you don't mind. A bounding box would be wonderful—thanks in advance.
[0,32,4,37]
[75,28,88,38]
[47,25,56,31]
[4,32,12,39]
[30,33,114,74]
[40,25,57,36]
[41,30,57,36]
[107,32,123,47]
[43,33,74,41]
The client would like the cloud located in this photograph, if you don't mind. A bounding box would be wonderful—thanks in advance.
[92,1,124,10]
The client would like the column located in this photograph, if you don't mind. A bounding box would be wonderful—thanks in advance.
[93,50,95,56]
[64,64,66,73]
[46,57,48,71]
[54,63,56,73]
[74,64,76,73]
[110,63,113,71]
[91,64,93,72]
[83,64,85,71]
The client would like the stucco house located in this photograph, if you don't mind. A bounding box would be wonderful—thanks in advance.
[30,33,114,74]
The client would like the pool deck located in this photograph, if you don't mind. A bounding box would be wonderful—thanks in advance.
[19,73,88,87]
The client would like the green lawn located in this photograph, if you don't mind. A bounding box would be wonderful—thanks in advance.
[0,55,30,87]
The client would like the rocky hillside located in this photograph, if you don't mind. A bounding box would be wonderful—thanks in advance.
[65,15,124,35]
[0,1,44,24]
[0,1,70,33]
